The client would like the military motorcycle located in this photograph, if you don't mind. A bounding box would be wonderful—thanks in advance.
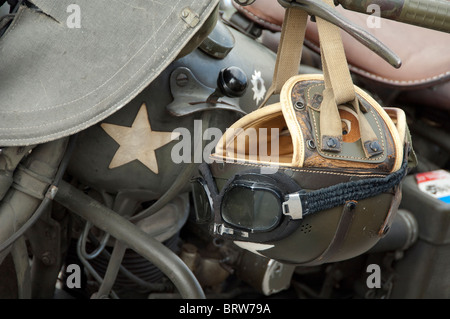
[0,0,448,300]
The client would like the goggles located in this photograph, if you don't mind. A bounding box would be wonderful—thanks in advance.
[191,160,408,243]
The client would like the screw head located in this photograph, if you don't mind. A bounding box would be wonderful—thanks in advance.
[175,72,189,87]
[370,141,381,152]
[181,8,190,18]
[326,137,338,148]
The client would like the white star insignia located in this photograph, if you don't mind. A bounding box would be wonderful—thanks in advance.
[101,103,180,174]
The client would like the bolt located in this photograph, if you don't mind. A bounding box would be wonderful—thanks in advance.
[370,141,381,153]
[326,137,337,148]
[181,8,190,18]
[175,72,189,87]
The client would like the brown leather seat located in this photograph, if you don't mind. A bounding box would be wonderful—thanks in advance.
[234,0,450,110]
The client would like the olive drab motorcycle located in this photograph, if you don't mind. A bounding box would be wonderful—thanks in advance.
[0,0,448,300]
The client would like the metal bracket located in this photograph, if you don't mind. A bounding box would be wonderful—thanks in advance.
[45,185,59,200]
[213,223,249,238]
[181,7,200,28]
[166,67,247,117]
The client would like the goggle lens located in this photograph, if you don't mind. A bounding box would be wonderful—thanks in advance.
[221,185,282,232]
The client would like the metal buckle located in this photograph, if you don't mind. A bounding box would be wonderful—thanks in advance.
[282,193,304,220]
[213,223,249,238]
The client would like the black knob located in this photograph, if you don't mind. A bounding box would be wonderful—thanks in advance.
[217,67,248,98]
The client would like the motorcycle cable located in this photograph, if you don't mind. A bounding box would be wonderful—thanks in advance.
[0,135,77,253]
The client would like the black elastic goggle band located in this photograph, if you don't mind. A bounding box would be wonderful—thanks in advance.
[199,159,408,222]
[294,159,408,219]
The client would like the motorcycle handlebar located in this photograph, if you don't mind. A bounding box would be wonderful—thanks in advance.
[337,0,450,33]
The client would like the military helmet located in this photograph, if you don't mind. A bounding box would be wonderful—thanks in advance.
[191,73,413,265]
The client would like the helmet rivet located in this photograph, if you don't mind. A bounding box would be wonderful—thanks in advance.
[370,141,381,152]
[347,201,357,210]
[307,140,316,150]
[326,137,337,148]
[294,101,305,110]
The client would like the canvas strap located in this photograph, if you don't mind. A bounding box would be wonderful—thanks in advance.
[260,0,382,158]
[259,7,308,107]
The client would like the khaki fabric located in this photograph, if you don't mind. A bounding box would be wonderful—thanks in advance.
[0,0,218,146]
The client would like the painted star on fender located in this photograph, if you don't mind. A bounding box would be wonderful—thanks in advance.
[101,103,180,174]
